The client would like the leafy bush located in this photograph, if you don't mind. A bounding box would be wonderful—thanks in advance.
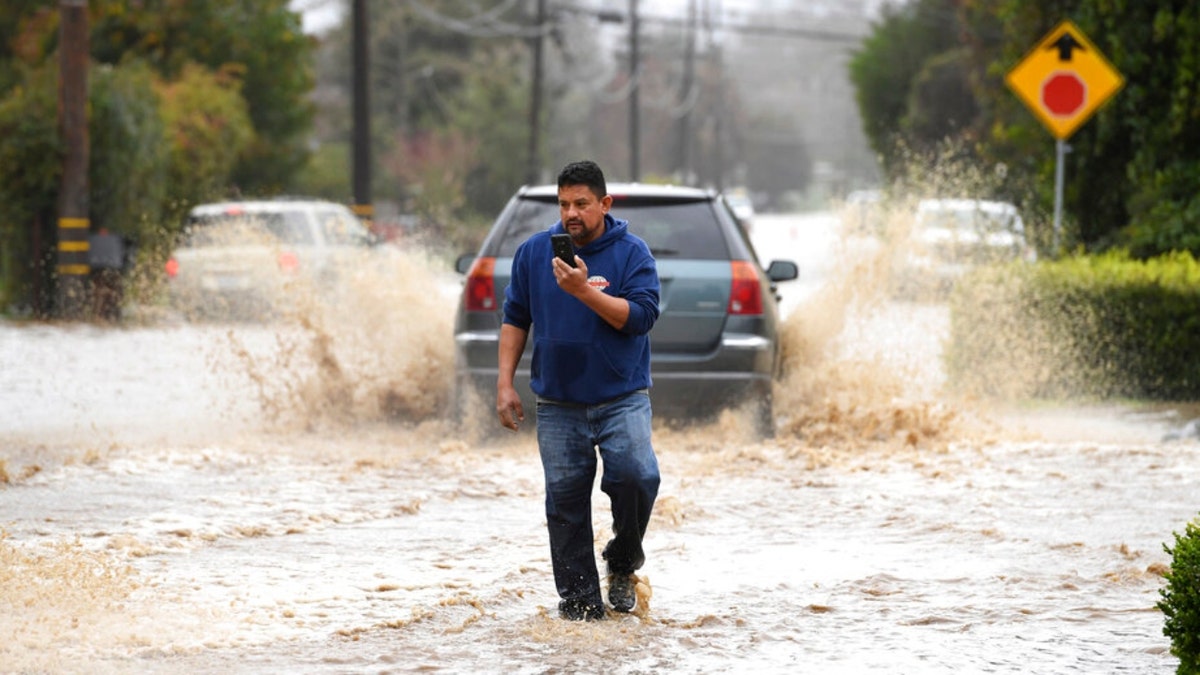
[89,60,168,242]
[156,63,254,227]
[945,251,1200,400]
[0,57,262,315]
[0,63,62,313]
[1160,517,1200,674]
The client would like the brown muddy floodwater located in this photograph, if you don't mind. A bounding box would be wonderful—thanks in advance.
[1,213,1196,674]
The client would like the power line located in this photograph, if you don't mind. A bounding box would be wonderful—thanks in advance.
[559,2,867,43]
[406,1,866,44]
[408,0,547,39]
[642,12,867,43]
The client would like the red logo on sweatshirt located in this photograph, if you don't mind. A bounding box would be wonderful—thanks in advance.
[587,275,610,290]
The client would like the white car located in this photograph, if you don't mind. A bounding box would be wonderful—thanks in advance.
[898,198,1036,292]
[842,188,885,234]
[164,199,381,319]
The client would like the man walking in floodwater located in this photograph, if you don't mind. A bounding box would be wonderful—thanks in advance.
[496,160,662,621]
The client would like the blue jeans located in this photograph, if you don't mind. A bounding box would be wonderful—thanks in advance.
[536,390,660,609]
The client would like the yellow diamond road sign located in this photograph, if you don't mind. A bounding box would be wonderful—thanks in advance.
[1005,20,1124,140]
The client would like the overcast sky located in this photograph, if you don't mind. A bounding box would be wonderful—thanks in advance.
[289,0,341,35]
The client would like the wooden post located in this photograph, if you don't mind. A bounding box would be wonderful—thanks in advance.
[351,0,372,226]
[628,0,640,182]
[526,0,546,185]
[57,0,90,319]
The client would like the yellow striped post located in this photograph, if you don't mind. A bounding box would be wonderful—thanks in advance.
[56,217,91,276]
[56,216,90,318]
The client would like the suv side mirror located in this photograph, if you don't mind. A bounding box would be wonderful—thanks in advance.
[455,253,476,275]
[765,260,799,282]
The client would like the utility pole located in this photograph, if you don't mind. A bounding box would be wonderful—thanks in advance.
[709,0,725,192]
[674,0,697,184]
[526,0,546,185]
[628,0,640,182]
[57,0,89,319]
[351,0,372,225]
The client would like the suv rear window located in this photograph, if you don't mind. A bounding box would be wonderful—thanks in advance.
[493,197,730,260]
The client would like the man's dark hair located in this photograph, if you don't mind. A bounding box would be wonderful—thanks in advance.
[557,160,607,199]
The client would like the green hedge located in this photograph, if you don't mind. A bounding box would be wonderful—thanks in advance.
[945,251,1200,400]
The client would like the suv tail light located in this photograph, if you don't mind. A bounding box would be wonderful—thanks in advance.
[727,260,763,315]
[464,256,497,311]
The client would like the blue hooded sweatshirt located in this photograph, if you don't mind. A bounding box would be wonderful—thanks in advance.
[503,214,660,405]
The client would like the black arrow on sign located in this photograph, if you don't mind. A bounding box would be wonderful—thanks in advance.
[1047,32,1085,61]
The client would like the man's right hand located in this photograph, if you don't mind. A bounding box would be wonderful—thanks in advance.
[497,385,525,431]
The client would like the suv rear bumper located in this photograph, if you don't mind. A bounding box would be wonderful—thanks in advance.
[454,330,775,420]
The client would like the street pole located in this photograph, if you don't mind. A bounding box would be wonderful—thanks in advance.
[351,0,372,225]
[674,0,696,184]
[1052,138,1067,257]
[57,0,89,319]
[527,0,546,185]
[712,35,724,192]
[628,0,640,182]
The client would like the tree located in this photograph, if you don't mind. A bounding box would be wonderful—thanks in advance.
[849,0,961,177]
[308,1,749,236]
[89,60,168,243]
[89,0,316,195]
[1099,3,1200,257]
[311,1,544,235]
[451,43,535,217]
[901,47,979,150]
[156,63,254,223]
[0,62,60,313]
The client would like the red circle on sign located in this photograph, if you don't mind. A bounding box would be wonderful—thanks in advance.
[1042,72,1086,117]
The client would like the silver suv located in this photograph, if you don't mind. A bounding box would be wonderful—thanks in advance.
[453,183,798,435]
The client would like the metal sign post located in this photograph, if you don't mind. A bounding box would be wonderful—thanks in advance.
[1053,138,1069,253]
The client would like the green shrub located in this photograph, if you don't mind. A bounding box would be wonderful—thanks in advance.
[89,60,168,244]
[946,251,1200,400]
[1160,517,1200,674]
[156,62,255,226]
[0,63,62,314]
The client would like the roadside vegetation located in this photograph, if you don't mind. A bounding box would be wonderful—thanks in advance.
[850,0,1200,260]
[849,5,1200,659]
[847,1,1200,400]
[0,1,310,315]
[947,252,1200,400]
[1161,518,1200,674]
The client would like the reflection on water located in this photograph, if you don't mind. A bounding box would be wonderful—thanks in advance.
[0,223,1194,673]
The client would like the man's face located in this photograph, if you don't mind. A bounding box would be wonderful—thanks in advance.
[558,184,612,246]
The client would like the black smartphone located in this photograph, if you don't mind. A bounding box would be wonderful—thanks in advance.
[551,233,576,268]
